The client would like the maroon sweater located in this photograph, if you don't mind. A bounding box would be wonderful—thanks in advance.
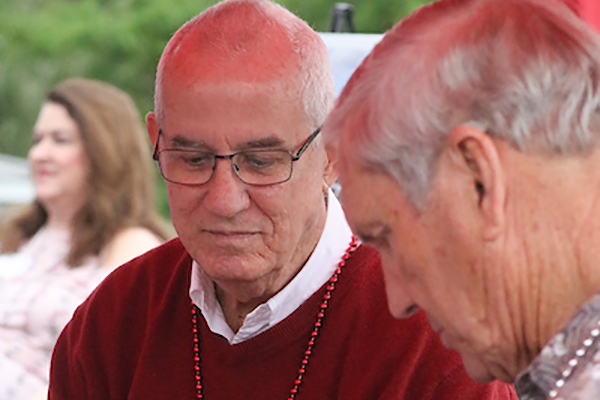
[50,238,516,400]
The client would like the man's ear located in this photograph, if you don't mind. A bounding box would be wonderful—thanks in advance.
[322,144,339,193]
[146,112,159,145]
[447,125,506,240]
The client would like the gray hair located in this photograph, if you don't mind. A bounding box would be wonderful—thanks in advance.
[324,0,600,207]
[154,0,334,132]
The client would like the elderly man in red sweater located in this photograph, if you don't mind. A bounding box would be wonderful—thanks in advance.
[48,1,516,399]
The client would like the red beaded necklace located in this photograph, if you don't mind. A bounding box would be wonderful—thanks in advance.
[191,236,358,400]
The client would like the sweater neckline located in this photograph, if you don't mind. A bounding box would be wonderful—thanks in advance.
[192,243,366,361]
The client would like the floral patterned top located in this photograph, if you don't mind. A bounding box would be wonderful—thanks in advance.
[515,293,600,400]
[0,227,110,400]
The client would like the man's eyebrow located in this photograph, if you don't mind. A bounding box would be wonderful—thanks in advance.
[234,136,286,151]
[169,135,210,150]
[166,134,286,152]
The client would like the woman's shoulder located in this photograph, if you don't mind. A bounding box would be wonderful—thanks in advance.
[99,226,164,270]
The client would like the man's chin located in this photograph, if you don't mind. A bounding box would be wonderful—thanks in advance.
[206,232,260,246]
[460,361,493,383]
[461,353,512,383]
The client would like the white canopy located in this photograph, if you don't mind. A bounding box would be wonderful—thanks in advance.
[0,154,34,214]
[319,32,383,96]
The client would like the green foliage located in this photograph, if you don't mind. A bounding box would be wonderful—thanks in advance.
[0,0,220,157]
[0,0,432,218]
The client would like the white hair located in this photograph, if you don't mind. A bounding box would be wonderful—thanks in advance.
[154,0,334,132]
[324,0,600,207]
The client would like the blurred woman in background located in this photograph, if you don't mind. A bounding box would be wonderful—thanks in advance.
[0,77,172,399]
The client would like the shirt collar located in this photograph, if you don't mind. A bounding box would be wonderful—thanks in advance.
[515,293,600,399]
[189,189,353,344]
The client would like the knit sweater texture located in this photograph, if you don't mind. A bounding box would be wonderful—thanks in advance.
[50,238,517,399]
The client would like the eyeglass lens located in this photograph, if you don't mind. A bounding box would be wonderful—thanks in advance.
[157,150,294,186]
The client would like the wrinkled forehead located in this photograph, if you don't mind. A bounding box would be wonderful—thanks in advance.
[155,27,304,134]
[160,79,303,121]
[156,77,308,151]
[154,2,315,138]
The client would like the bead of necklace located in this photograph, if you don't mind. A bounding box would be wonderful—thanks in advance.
[191,236,359,400]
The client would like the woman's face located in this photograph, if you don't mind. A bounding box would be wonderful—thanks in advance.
[29,102,90,213]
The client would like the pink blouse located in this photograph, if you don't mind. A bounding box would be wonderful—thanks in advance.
[0,227,110,399]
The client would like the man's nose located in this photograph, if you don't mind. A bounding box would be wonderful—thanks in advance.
[201,157,251,218]
[381,253,419,319]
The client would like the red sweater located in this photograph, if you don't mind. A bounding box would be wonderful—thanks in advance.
[50,239,516,400]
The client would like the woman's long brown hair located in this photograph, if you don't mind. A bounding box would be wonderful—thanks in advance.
[0,78,172,267]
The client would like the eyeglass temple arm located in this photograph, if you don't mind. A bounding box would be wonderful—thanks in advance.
[292,126,321,161]
[152,129,163,160]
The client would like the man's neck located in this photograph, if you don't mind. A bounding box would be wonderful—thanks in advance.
[216,221,327,333]
[489,145,600,378]
[215,286,265,332]
[519,189,600,372]
[213,243,319,333]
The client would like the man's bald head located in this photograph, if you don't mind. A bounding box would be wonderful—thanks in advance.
[154,0,334,129]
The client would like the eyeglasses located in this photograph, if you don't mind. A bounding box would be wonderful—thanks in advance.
[152,127,321,186]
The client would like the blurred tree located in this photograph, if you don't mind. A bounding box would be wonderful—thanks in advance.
[0,0,432,217]
[0,0,220,157]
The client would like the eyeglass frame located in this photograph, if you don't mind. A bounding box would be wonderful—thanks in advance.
[152,126,322,186]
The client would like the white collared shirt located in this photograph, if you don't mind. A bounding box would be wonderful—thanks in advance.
[189,190,353,344]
